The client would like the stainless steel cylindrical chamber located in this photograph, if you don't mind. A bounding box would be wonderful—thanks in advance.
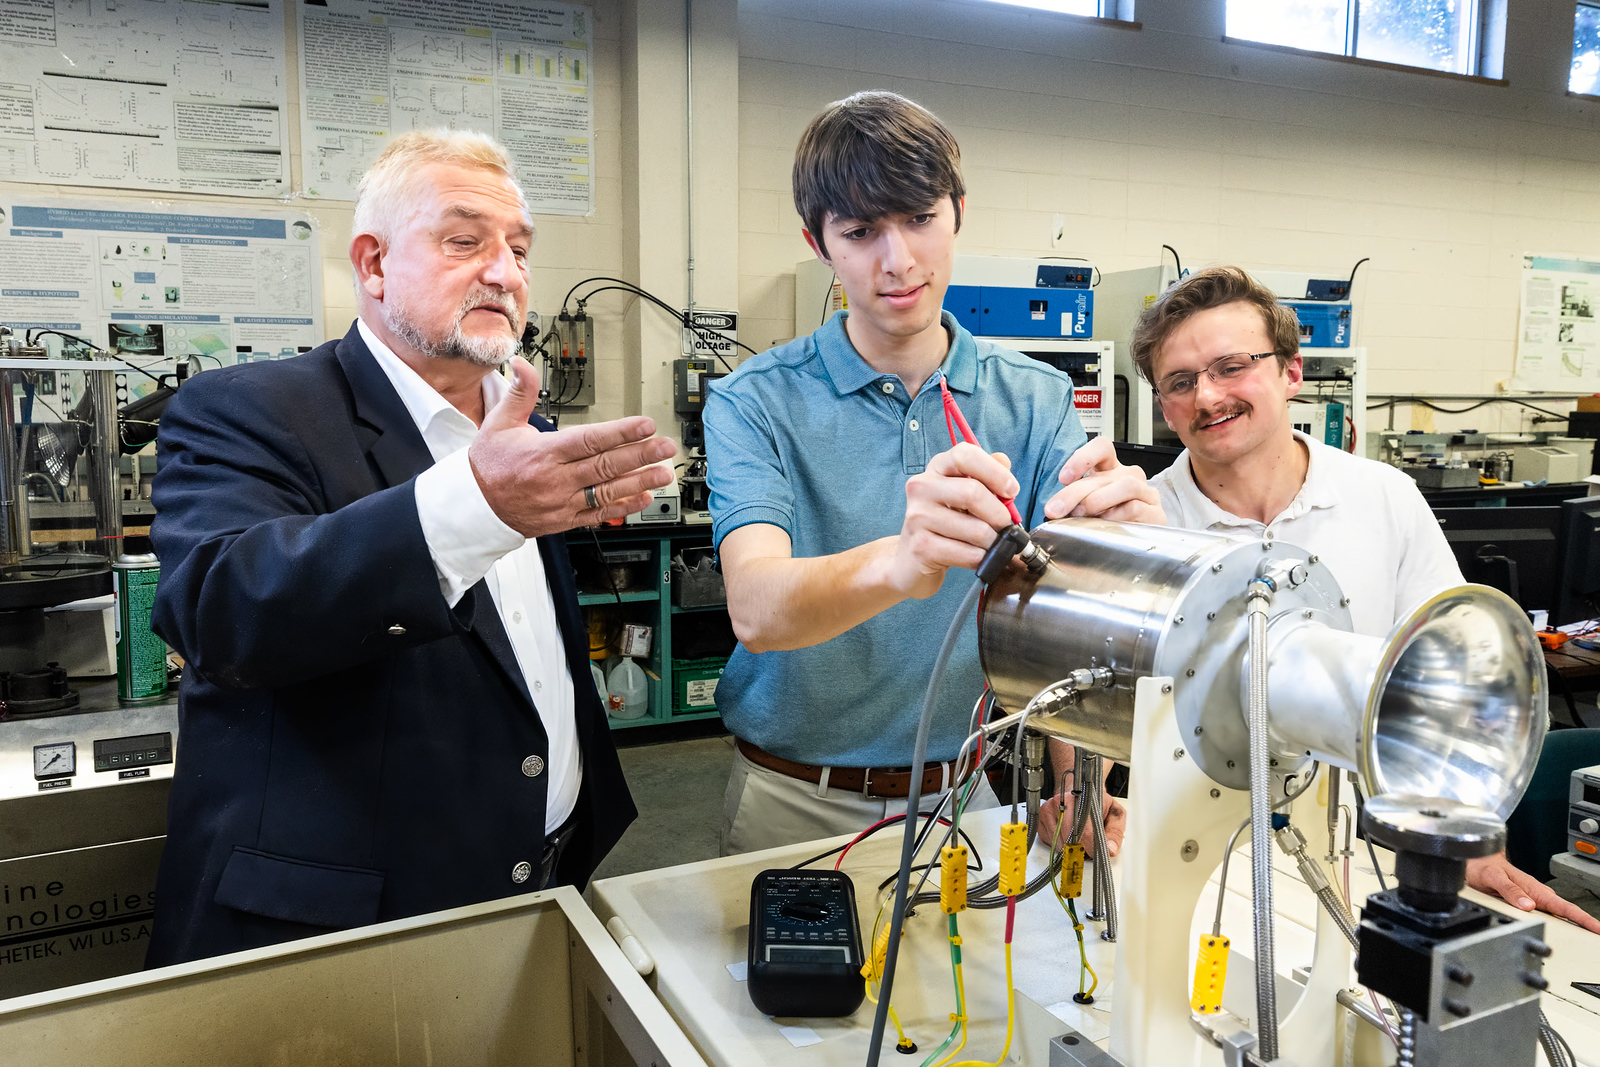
[978,518,1347,790]
[979,519,1548,815]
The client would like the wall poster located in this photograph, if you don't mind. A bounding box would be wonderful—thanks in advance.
[0,0,290,195]
[0,197,323,401]
[296,0,594,216]
[1514,253,1600,391]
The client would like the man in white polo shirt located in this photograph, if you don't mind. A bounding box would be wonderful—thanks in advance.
[1126,264,1599,933]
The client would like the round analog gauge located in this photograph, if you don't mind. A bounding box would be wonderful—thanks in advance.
[33,742,75,779]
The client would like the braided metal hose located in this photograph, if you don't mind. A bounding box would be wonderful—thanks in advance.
[1084,759,1118,940]
[1395,1007,1417,1067]
[1246,579,1280,1063]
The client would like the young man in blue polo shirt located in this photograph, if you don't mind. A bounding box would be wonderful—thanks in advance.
[705,91,1163,854]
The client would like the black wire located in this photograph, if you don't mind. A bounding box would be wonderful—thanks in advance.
[1352,780,1390,893]
[566,275,757,364]
[1366,396,1569,419]
[29,329,166,385]
[788,810,964,870]
[1294,257,1370,302]
[817,269,836,329]
[1161,244,1183,278]
[573,283,747,369]
[1346,256,1369,296]
[566,275,756,357]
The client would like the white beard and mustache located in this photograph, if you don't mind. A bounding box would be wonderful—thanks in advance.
[384,285,524,367]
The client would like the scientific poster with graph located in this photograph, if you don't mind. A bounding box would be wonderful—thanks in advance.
[0,0,289,195]
[1514,253,1600,391]
[0,197,323,385]
[297,0,594,215]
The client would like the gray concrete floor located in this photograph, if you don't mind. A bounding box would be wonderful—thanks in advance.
[592,733,735,880]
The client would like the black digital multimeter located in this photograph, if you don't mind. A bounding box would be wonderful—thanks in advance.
[747,868,866,1017]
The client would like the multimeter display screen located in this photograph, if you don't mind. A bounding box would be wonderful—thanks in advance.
[766,945,851,964]
[1584,781,1600,807]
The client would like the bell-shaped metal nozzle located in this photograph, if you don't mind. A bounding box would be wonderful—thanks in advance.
[1257,584,1545,819]
[1362,587,1547,819]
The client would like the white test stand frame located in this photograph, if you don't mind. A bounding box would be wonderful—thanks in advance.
[1107,677,1354,1067]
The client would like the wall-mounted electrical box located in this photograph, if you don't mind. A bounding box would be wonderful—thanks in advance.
[673,357,718,417]
[545,314,595,408]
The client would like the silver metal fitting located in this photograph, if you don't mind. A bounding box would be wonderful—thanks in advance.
[1067,666,1115,691]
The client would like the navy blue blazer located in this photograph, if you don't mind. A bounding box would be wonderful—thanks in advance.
[144,323,636,966]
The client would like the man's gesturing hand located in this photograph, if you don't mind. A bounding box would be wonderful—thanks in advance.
[469,358,676,537]
[1045,436,1165,524]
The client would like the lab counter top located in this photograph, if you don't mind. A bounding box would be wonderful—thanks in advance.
[589,803,1600,1067]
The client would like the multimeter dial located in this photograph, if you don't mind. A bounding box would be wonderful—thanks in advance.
[748,868,866,1018]
[769,896,839,925]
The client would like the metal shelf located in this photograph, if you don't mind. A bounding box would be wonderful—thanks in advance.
[577,590,659,607]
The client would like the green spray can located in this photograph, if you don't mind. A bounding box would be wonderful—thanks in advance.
[114,551,167,701]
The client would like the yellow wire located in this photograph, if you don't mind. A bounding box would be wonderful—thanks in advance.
[928,960,969,1067]
[944,941,1015,1067]
[889,1004,910,1048]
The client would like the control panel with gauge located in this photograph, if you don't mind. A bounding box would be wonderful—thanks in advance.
[1571,763,1600,860]
[0,698,178,1000]
[747,868,865,1018]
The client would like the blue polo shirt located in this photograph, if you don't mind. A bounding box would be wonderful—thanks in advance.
[704,310,1086,767]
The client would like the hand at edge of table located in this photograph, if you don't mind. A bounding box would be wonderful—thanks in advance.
[1466,852,1600,935]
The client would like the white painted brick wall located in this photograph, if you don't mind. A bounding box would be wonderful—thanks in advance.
[738,0,1600,436]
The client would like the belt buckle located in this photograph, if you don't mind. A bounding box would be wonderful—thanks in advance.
[860,766,875,798]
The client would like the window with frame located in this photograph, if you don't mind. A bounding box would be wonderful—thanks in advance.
[1573,2,1600,95]
[1226,1,1502,78]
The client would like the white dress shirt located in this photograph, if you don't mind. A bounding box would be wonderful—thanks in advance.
[1151,430,1464,638]
[359,318,580,834]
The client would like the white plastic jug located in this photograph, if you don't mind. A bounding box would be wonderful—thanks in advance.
[590,662,606,701]
[606,658,648,720]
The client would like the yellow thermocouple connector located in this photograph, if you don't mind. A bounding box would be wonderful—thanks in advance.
[1191,933,1230,1014]
[1059,843,1085,898]
[862,921,894,981]
[940,844,969,913]
[998,821,1028,896]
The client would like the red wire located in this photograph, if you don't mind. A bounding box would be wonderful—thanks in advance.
[835,812,953,870]
[938,378,1024,526]
[1004,894,1017,941]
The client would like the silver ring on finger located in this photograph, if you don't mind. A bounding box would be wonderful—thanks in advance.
[584,485,599,510]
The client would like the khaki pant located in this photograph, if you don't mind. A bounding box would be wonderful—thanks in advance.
[718,748,1000,857]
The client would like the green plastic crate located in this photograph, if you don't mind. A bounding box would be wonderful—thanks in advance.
[672,657,726,714]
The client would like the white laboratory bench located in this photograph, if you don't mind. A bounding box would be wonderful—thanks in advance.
[589,804,1600,1067]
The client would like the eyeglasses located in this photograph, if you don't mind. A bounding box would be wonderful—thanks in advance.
[1154,352,1276,402]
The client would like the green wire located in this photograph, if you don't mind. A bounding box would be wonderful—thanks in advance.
[918,914,965,1067]
[917,767,980,1067]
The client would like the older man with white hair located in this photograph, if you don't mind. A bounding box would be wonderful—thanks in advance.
[145,130,675,965]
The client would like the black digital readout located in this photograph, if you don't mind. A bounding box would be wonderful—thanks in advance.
[767,945,851,964]
[93,732,173,772]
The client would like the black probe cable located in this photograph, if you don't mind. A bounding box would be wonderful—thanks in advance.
[571,283,747,371]
[865,576,984,1067]
[564,275,759,363]
[28,329,166,385]
[566,274,757,356]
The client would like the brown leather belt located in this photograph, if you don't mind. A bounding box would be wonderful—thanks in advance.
[736,738,960,799]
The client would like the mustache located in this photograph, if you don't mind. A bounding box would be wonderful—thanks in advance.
[1190,401,1251,435]
[458,287,523,332]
